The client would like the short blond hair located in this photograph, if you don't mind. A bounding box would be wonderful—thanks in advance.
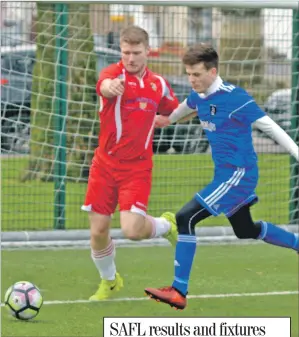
[120,25,149,47]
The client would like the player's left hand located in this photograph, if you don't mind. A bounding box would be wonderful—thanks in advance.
[155,115,171,128]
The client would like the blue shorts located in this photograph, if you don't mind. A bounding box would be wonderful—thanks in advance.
[195,166,259,217]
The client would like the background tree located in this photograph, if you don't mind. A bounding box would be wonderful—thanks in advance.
[24,3,98,181]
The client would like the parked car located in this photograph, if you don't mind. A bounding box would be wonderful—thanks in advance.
[0,44,120,153]
[1,44,34,153]
[1,19,24,47]
[0,44,209,154]
[264,89,292,132]
[263,88,292,133]
[252,88,292,144]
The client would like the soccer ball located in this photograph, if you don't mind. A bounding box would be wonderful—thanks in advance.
[4,281,43,320]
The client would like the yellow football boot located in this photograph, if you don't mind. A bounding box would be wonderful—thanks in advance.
[161,212,178,247]
[89,272,123,301]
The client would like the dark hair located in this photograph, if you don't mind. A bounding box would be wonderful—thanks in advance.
[120,25,149,46]
[182,44,219,70]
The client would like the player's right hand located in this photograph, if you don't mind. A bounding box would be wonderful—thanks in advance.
[155,115,171,128]
[108,78,125,96]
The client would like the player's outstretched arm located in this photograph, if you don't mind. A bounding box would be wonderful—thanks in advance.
[253,116,299,161]
[169,99,196,124]
[155,100,196,128]
[177,111,198,124]
[100,78,125,98]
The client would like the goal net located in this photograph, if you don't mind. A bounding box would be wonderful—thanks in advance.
[1,1,298,230]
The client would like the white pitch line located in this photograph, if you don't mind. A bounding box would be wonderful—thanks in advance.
[2,290,297,307]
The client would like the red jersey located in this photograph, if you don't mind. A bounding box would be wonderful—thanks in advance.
[95,61,179,168]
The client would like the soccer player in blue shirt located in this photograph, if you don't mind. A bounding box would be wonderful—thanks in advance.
[144,44,299,310]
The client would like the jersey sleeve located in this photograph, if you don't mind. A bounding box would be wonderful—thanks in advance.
[228,88,265,125]
[157,78,179,116]
[186,90,197,109]
[95,64,121,96]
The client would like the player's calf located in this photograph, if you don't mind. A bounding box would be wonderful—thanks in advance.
[230,221,261,239]
[229,206,299,251]
[257,221,299,251]
[120,211,151,240]
[120,210,176,242]
[88,212,118,283]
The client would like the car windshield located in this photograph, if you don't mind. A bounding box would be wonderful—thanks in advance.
[1,53,35,74]
[266,94,291,110]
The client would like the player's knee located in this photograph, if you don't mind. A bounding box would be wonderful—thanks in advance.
[89,212,110,241]
[176,200,210,235]
[90,226,109,240]
[175,210,202,235]
[176,210,195,235]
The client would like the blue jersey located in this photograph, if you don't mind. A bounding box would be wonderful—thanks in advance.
[187,81,265,168]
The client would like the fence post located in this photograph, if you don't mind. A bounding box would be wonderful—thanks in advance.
[290,9,299,225]
[54,3,68,229]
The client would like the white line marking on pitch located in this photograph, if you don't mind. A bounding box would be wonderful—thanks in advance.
[2,290,297,307]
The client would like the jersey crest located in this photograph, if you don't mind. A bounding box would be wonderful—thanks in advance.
[210,104,217,115]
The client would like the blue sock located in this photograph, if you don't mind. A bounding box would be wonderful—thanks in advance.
[257,221,299,251]
[172,234,197,296]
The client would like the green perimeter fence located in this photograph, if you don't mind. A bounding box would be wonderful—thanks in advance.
[1,2,298,230]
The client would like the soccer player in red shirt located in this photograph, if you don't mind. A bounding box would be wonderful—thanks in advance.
[81,26,179,300]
